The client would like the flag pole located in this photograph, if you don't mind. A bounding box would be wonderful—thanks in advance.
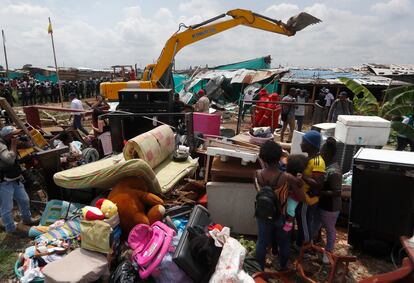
[1,29,9,78]
[48,17,64,107]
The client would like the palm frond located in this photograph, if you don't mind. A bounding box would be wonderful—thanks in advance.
[339,77,379,116]
[383,85,414,103]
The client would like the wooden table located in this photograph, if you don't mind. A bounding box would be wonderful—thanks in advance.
[210,156,260,182]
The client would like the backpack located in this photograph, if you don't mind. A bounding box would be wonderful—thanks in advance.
[254,171,284,221]
[128,221,176,279]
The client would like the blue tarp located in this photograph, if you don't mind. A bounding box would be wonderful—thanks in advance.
[34,73,58,83]
[173,74,188,93]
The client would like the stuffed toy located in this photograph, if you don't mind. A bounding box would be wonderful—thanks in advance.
[96,198,118,219]
[108,177,165,234]
[82,206,105,221]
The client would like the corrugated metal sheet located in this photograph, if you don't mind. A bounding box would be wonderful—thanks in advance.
[366,63,414,76]
[279,68,401,86]
[192,68,288,84]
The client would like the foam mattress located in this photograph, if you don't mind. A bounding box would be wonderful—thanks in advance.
[53,154,162,194]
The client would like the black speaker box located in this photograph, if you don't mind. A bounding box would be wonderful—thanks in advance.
[348,148,414,251]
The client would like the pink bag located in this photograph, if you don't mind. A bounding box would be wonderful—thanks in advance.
[128,221,176,279]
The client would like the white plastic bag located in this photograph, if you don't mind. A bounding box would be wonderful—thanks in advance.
[209,237,255,283]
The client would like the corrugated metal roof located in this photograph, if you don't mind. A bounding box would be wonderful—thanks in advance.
[192,68,288,84]
[366,63,414,76]
[279,68,402,86]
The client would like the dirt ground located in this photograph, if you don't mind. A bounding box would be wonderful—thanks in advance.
[0,230,29,281]
[0,225,396,282]
[0,104,397,281]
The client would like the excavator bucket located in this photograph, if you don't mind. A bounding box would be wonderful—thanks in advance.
[286,12,321,33]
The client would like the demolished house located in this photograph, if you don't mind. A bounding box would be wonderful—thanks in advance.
[177,57,410,107]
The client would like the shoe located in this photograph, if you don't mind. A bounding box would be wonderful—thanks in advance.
[322,253,330,264]
[23,216,41,226]
[283,222,293,232]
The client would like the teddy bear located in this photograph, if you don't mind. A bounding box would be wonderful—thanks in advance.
[96,198,118,219]
[108,176,165,234]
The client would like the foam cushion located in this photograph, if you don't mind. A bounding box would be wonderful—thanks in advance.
[42,248,109,283]
[53,154,161,194]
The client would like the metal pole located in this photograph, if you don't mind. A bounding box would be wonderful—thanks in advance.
[48,17,64,107]
[1,30,9,77]
[236,98,243,135]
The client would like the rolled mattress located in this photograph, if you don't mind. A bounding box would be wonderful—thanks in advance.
[53,154,162,194]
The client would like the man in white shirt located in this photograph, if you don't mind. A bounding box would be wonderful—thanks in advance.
[280,88,297,143]
[324,88,335,108]
[69,92,89,135]
[194,89,210,113]
[242,89,256,121]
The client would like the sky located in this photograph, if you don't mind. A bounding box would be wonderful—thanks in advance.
[0,0,413,70]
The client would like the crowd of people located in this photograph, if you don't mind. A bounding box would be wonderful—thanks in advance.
[255,131,342,269]
[0,77,109,106]
[249,86,355,142]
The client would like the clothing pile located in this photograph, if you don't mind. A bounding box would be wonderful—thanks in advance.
[17,239,77,283]
[16,201,263,283]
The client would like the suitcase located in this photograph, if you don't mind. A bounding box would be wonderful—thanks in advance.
[173,205,213,282]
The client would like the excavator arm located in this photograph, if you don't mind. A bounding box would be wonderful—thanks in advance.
[101,9,320,99]
[145,9,320,87]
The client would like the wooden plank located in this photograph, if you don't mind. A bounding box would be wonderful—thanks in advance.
[30,105,92,114]
[0,97,42,151]
[41,110,58,124]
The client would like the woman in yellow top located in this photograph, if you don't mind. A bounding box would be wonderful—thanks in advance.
[296,130,326,247]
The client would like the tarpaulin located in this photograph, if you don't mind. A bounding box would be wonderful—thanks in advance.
[213,56,271,70]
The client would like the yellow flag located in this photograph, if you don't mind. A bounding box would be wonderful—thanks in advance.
[48,22,53,34]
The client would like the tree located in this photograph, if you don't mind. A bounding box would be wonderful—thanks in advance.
[339,77,414,141]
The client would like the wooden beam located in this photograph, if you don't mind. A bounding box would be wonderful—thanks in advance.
[311,85,316,101]
[27,105,92,114]
[0,97,42,151]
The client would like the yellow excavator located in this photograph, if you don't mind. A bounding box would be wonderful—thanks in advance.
[100,9,321,101]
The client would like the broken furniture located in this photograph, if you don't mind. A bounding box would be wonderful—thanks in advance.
[206,146,257,165]
[53,154,161,193]
[23,105,93,129]
[349,148,414,251]
[123,125,198,193]
[0,98,69,198]
[253,243,356,283]
[359,236,414,282]
[205,144,260,235]
[54,125,198,194]
[35,147,69,199]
